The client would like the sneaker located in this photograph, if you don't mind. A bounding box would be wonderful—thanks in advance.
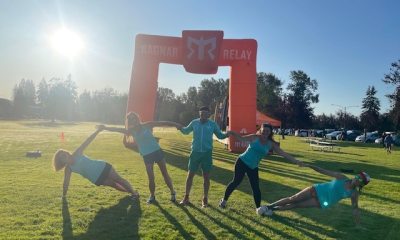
[202,197,208,208]
[146,195,156,204]
[179,195,190,205]
[170,192,176,202]
[218,198,227,208]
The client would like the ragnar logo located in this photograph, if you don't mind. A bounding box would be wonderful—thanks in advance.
[186,36,217,61]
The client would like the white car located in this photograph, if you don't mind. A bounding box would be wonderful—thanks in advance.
[325,131,342,140]
[355,132,380,143]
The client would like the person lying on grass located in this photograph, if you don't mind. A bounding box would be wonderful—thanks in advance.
[53,126,139,200]
[263,164,370,226]
[98,112,182,204]
[218,122,304,214]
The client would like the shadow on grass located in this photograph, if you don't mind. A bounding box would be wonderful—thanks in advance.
[163,138,400,239]
[154,202,194,240]
[73,196,141,240]
[178,204,217,240]
[62,199,73,240]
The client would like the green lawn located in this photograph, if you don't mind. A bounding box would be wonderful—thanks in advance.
[0,120,399,240]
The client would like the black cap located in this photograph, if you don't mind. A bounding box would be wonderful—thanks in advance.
[199,106,210,111]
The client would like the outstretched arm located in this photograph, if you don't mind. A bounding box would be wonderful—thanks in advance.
[62,167,72,198]
[73,128,102,156]
[143,121,183,129]
[228,130,258,142]
[351,191,360,226]
[306,164,347,179]
[272,143,303,166]
[99,125,129,135]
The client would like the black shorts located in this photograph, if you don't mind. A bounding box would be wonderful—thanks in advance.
[95,163,112,186]
[143,149,164,164]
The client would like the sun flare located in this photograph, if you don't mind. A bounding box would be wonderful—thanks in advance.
[50,28,84,58]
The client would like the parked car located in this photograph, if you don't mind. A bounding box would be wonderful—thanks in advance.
[295,129,308,137]
[336,130,362,141]
[325,131,342,140]
[376,133,400,145]
[355,131,380,143]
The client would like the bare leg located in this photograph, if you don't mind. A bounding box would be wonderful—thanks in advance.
[269,187,315,208]
[203,172,210,199]
[274,198,320,210]
[184,171,196,196]
[145,162,156,197]
[180,171,196,204]
[103,167,136,195]
[157,159,175,193]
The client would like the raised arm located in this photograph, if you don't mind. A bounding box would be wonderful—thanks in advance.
[100,125,129,135]
[306,164,347,179]
[272,142,303,166]
[228,130,258,142]
[73,128,102,156]
[143,121,182,129]
[351,191,360,226]
[62,167,72,198]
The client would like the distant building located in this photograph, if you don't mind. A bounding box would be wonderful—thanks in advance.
[0,98,14,119]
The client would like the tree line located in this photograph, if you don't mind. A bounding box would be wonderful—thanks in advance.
[1,59,399,132]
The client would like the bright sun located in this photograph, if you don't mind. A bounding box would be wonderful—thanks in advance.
[50,28,84,58]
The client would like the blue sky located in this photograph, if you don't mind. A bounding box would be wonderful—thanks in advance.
[0,0,399,116]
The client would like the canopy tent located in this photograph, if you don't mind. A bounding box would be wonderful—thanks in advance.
[256,110,281,127]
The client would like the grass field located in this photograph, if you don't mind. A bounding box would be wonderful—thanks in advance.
[0,120,399,240]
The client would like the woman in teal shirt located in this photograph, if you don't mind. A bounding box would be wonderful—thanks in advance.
[53,127,138,199]
[265,164,370,225]
[101,112,182,204]
[219,123,303,213]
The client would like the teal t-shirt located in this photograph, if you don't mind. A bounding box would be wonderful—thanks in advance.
[239,138,271,169]
[70,155,107,184]
[313,179,354,208]
[180,119,228,153]
[131,127,161,156]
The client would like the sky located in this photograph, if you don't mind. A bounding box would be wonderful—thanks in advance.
[0,0,399,116]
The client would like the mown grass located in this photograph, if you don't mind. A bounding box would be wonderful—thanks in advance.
[0,120,399,239]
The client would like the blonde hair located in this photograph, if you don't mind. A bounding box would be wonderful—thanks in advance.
[126,112,140,128]
[52,149,70,171]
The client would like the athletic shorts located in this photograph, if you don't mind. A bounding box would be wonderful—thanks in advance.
[188,151,212,173]
[94,163,112,186]
[143,149,164,164]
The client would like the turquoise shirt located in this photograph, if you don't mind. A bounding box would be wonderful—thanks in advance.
[180,119,228,153]
[313,179,354,209]
[239,138,271,169]
[70,155,107,184]
[131,127,161,156]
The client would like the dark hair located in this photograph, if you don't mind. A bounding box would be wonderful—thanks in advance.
[199,106,210,112]
[261,122,276,142]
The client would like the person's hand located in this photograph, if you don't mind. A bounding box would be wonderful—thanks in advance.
[96,124,106,131]
[176,123,183,130]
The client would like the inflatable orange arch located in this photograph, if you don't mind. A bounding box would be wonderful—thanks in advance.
[127,30,257,152]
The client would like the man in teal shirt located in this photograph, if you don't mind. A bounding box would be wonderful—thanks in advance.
[179,106,230,207]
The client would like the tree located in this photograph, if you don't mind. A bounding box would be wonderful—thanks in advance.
[383,59,400,130]
[197,78,228,111]
[12,79,36,118]
[285,70,319,128]
[47,75,77,121]
[360,86,380,131]
[256,72,283,119]
[36,78,49,118]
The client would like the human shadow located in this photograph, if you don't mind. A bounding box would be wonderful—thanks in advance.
[62,198,73,240]
[178,204,217,239]
[153,202,194,240]
[163,138,400,239]
[75,196,141,240]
